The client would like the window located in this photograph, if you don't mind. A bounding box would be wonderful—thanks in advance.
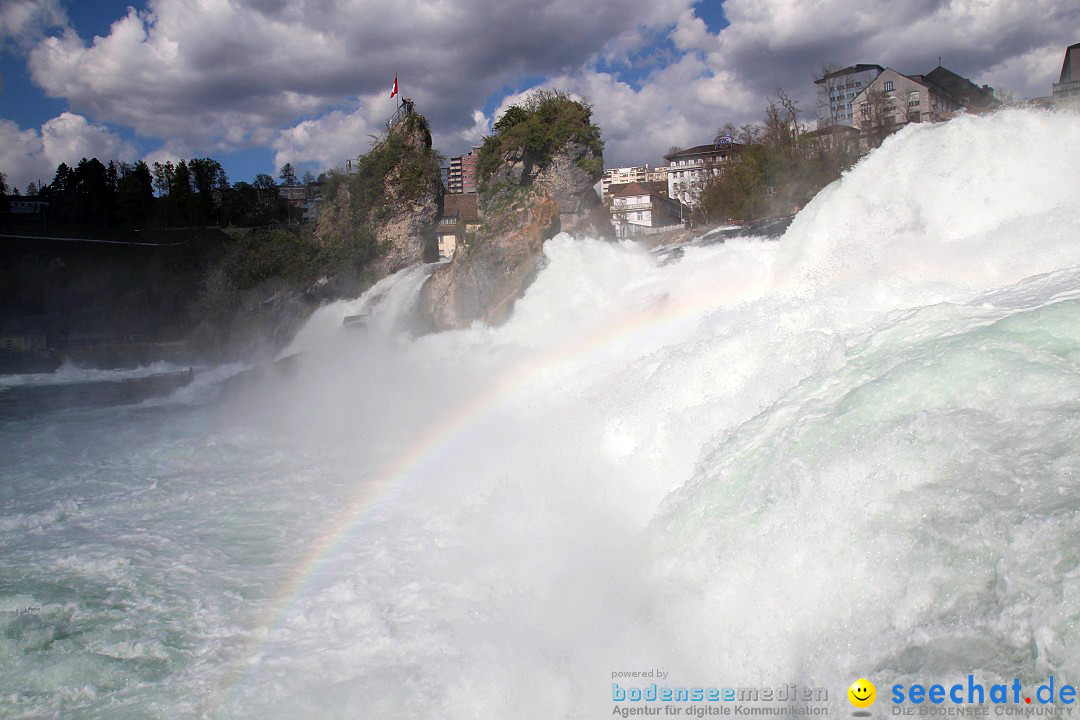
[636,212,644,220]
[884,80,894,92]
[908,91,920,106]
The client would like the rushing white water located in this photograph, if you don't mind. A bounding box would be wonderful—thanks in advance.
[2,109,1080,718]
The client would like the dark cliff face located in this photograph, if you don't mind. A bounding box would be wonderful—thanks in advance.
[419,139,612,331]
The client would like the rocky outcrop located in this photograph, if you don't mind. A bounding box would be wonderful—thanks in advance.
[369,134,443,275]
[314,112,442,278]
[420,140,611,330]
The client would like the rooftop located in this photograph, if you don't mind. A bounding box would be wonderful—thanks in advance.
[443,192,478,223]
[611,181,668,198]
[815,64,885,84]
[664,143,742,161]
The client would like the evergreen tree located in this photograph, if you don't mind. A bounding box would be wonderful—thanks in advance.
[170,160,194,226]
[278,162,298,186]
[117,160,155,226]
[51,163,74,194]
[189,157,225,225]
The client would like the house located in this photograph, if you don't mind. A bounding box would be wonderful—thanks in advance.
[923,66,998,113]
[852,68,963,146]
[4,196,49,214]
[801,125,861,153]
[1053,42,1080,108]
[609,181,684,238]
[435,192,479,259]
[601,165,669,199]
[814,64,885,127]
[663,143,742,207]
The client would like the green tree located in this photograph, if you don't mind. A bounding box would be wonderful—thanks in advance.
[75,157,111,227]
[278,162,298,186]
[151,161,175,198]
[189,157,226,224]
[51,162,74,194]
[697,87,857,225]
[475,89,603,187]
[169,160,194,226]
[253,173,279,216]
[117,160,155,226]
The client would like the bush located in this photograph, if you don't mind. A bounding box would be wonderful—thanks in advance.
[476,90,603,186]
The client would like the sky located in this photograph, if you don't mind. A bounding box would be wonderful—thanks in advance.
[0,0,1077,191]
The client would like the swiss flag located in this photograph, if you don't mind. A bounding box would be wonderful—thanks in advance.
[390,75,398,99]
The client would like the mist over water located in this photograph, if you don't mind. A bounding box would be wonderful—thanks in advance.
[2,109,1080,718]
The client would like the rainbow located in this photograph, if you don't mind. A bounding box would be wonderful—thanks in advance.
[209,241,773,713]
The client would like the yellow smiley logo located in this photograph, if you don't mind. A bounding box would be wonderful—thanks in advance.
[848,678,876,708]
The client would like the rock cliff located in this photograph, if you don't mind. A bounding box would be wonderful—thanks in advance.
[420,91,611,330]
[314,111,443,282]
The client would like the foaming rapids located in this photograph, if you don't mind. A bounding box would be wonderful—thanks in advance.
[1,109,1079,718]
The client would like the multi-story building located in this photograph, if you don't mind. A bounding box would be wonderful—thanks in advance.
[814,64,884,127]
[1053,42,1080,108]
[609,182,684,238]
[601,165,669,199]
[448,147,481,194]
[923,66,998,113]
[663,143,741,207]
[435,192,479,259]
[852,68,963,145]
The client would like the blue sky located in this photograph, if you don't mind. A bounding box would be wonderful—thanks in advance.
[1,0,1076,190]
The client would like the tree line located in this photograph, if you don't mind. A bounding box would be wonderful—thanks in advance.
[1,158,316,230]
[694,88,859,225]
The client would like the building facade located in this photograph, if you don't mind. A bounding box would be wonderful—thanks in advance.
[609,182,684,237]
[4,196,49,214]
[923,66,998,113]
[815,64,884,127]
[663,143,741,207]
[852,68,963,145]
[1053,43,1080,108]
[448,147,481,194]
[601,165,669,199]
[435,192,479,259]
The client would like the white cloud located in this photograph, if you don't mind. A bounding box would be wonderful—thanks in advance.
[10,0,1079,177]
[0,0,67,52]
[0,112,137,188]
[975,44,1068,101]
[272,96,388,173]
[26,0,695,161]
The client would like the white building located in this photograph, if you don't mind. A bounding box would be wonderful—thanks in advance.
[663,143,741,207]
[609,182,684,238]
[814,64,884,127]
[601,165,668,199]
